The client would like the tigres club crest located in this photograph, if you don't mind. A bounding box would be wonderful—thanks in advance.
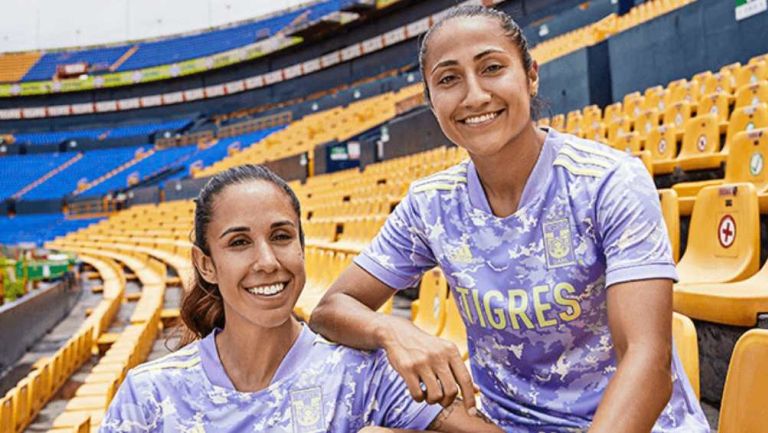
[543,219,576,268]
[290,387,325,432]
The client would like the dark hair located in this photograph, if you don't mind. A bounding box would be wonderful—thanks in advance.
[417,5,546,119]
[178,164,304,346]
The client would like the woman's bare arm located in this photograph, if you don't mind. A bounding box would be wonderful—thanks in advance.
[310,263,477,411]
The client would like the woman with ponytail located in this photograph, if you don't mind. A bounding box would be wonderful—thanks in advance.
[101,164,501,433]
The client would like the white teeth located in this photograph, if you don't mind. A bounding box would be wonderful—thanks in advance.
[463,111,500,125]
[246,283,286,296]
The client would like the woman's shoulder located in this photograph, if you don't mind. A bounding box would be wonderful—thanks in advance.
[408,159,471,196]
[127,340,204,384]
[550,130,639,181]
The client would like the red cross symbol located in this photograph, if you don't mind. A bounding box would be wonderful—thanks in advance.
[718,215,736,248]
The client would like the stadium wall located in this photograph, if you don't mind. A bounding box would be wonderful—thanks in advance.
[608,0,768,103]
[0,275,79,373]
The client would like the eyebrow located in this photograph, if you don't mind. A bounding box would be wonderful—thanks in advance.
[430,48,505,74]
[219,226,249,239]
[219,221,296,239]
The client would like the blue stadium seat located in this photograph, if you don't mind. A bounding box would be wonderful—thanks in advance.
[0,214,102,246]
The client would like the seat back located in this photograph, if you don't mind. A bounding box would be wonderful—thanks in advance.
[659,189,680,263]
[703,71,735,95]
[663,101,693,134]
[413,268,448,335]
[551,114,565,130]
[644,85,667,111]
[672,312,700,399]
[676,183,760,284]
[612,132,642,153]
[634,108,661,138]
[735,81,768,109]
[698,92,731,125]
[623,91,645,118]
[647,125,678,161]
[725,103,768,150]
[735,60,768,89]
[724,129,768,191]
[603,102,624,124]
[678,114,721,159]
[718,329,768,433]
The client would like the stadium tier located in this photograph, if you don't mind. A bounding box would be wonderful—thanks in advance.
[0,213,101,246]
[14,0,340,82]
[11,118,192,146]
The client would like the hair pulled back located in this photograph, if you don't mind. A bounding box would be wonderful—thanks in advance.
[417,5,546,119]
[178,164,304,346]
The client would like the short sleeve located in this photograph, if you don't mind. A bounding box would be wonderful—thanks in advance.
[354,190,437,290]
[100,371,163,432]
[365,350,443,429]
[596,157,678,287]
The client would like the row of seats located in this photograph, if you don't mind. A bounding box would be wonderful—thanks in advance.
[195,84,424,178]
[10,118,191,146]
[0,254,124,433]
[9,1,338,83]
[0,214,102,247]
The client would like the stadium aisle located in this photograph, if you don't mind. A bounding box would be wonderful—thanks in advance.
[21,275,143,432]
[0,275,100,398]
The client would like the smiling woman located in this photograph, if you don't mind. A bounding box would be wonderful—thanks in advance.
[99,164,503,433]
[309,5,711,433]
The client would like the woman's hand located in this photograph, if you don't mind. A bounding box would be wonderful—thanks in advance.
[376,315,477,411]
[310,264,477,413]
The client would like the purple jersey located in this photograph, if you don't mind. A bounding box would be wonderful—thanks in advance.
[356,128,709,432]
[101,325,442,432]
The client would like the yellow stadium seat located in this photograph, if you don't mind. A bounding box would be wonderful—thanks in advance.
[726,104,768,150]
[612,132,642,153]
[1,394,13,433]
[698,92,731,132]
[581,105,602,130]
[668,80,701,110]
[692,70,712,96]
[717,329,768,433]
[735,60,768,89]
[673,129,768,214]
[412,268,448,336]
[675,114,723,172]
[603,102,624,124]
[647,124,679,175]
[623,91,645,118]
[672,312,700,399]
[663,101,693,140]
[703,71,735,95]
[659,189,680,263]
[735,81,768,109]
[644,85,667,111]
[12,379,31,432]
[674,183,759,285]
[606,117,632,143]
[633,108,660,139]
[551,114,565,131]
[437,294,469,361]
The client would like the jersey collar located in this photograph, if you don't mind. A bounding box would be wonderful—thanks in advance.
[467,127,558,217]
[200,324,316,391]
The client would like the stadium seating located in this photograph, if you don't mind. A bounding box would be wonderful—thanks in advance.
[672,129,768,213]
[672,312,700,399]
[674,183,760,285]
[0,214,102,246]
[22,147,139,200]
[0,153,75,200]
[717,329,768,433]
[12,118,191,146]
[658,189,680,263]
[0,52,41,82]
